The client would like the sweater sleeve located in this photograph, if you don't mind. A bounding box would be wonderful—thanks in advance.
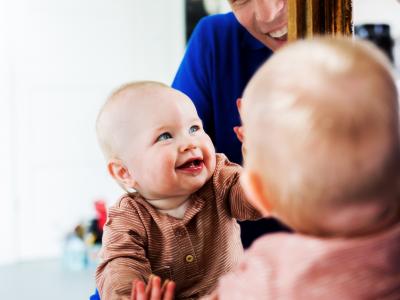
[96,197,151,300]
[212,154,262,221]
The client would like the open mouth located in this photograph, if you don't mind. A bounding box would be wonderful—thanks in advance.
[177,158,203,170]
[267,25,288,41]
[176,156,205,175]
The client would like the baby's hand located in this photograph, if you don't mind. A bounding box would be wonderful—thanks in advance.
[131,275,175,300]
[233,126,244,143]
[233,98,244,143]
[233,98,247,157]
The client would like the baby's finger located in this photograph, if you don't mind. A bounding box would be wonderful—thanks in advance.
[131,279,137,300]
[150,276,162,300]
[162,281,176,300]
[161,279,169,292]
[132,280,146,300]
[236,98,242,111]
[145,274,154,297]
[233,126,244,143]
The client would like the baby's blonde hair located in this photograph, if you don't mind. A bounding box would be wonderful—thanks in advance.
[96,81,169,160]
[242,37,400,237]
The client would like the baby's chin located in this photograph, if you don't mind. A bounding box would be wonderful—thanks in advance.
[184,175,211,193]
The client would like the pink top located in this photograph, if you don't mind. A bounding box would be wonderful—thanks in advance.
[214,222,400,300]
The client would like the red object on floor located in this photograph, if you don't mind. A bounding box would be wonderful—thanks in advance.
[95,200,107,232]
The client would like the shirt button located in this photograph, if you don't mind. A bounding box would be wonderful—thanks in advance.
[175,228,184,237]
[185,255,194,263]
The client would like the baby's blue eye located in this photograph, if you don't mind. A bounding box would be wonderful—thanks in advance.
[189,125,200,135]
[156,132,172,142]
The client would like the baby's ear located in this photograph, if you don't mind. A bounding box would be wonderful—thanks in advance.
[240,170,272,216]
[108,159,136,189]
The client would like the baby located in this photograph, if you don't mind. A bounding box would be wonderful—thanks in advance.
[95,81,261,299]
[209,37,400,299]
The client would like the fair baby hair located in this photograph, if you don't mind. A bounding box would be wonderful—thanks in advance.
[242,37,400,237]
[96,81,169,160]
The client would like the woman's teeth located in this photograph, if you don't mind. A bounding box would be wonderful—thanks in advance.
[268,25,288,39]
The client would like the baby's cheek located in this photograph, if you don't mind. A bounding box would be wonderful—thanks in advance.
[157,152,177,177]
[156,156,178,193]
[203,138,216,161]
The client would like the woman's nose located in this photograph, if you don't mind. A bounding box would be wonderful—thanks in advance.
[254,0,285,24]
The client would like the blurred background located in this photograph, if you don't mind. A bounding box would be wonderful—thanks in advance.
[0,0,399,299]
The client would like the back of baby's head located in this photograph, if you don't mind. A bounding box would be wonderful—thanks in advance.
[242,37,400,237]
[96,81,169,160]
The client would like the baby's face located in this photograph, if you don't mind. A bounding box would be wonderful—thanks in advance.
[117,88,216,200]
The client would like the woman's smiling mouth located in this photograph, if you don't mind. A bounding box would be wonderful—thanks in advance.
[267,25,288,41]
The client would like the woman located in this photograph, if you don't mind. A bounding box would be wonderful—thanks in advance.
[172,0,290,248]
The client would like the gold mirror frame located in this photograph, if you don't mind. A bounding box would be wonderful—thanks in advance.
[288,0,353,41]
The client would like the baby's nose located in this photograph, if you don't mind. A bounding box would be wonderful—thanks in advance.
[179,140,197,152]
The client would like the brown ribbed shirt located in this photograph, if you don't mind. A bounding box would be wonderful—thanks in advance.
[96,154,261,300]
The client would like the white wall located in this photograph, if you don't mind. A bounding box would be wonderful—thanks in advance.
[0,0,185,264]
[353,0,400,73]
[0,0,17,265]
[354,0,400,36]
